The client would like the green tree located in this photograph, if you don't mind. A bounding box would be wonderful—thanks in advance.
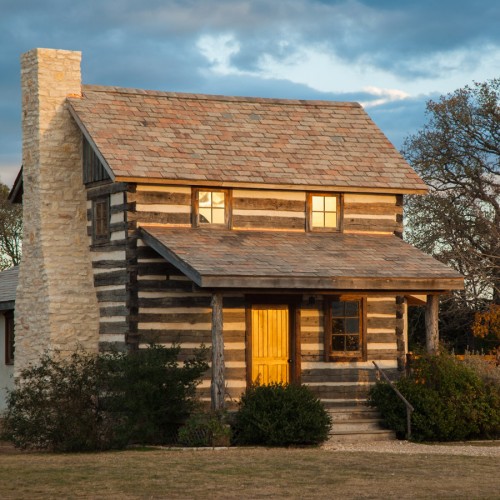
[402,80,499,350]
[0,182,22,269]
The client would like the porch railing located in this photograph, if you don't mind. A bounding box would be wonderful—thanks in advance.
[372,361,414,440]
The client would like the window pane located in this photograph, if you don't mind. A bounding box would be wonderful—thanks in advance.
[312,212,324,228]
[199,191,211,207]
[312,196,324,212]
[330,299,362,355]
[332,318,345,334]
[211,192,225,208]
[332,335,345,351]
[332,302,344,317]
[324,212,337,228]
[324,196,337,212]
[212,208,225,224]
[199,208,212,223]
[345,301,359,316]
[346,335,359,351]
[346,318,359,334]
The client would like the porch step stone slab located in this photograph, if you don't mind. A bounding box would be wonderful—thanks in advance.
[325,403,397,443]
[328,429,397,443]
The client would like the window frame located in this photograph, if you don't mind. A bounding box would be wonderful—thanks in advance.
[5,310,14,365]
[192,188,231,228]
[324,296,367,362]
[306,193,342,232]
[92,196,110,245]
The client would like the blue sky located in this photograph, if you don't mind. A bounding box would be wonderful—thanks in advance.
[1,0,499,187]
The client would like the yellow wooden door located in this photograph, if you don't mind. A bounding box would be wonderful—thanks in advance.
[251,305,290,385]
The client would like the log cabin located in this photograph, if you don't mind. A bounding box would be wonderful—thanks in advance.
[10,48,463,412]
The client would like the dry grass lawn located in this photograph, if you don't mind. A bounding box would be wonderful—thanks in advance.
[0,446,499,499]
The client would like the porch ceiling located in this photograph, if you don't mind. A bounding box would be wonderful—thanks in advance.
[140,226,464,292]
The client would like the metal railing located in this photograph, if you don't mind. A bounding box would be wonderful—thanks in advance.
[372,361,414,440]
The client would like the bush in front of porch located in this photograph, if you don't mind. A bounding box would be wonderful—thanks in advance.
[368,352,500,441]
[232,383,331,446]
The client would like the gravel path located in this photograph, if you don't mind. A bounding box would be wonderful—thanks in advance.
[322,439,500,457]
[2,439,499,457]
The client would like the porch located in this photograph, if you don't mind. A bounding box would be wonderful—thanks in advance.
[138,226,464,410]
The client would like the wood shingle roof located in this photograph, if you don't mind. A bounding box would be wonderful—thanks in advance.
[68,85,427,193]
[140,227,463,291]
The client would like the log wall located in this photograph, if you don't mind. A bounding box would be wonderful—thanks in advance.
[135,240,247,405]
[86,182,131,351]
[117,185,403,235]
[343,194,403,236]
[132,185,192,227]
[85,181,405,404]
[232,189,306,231]
[300,295,399,405]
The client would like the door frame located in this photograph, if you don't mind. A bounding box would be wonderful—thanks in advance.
[245,295,301,387]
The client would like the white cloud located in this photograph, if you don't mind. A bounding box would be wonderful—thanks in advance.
[197,33,500,108]
[196,33,243,75]
[360,87,410,108]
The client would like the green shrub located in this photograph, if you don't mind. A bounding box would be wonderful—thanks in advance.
[1,350,116,451]
[178,412,232,447]
[103,344,209,445]
[1,344,209,451]
[233,383,331,446]
[368,353,500,442]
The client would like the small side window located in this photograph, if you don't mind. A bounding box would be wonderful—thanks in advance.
[92,197,110,244]
[307,193,340,231]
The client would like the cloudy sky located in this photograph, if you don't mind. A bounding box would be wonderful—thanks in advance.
[1,0,499,187]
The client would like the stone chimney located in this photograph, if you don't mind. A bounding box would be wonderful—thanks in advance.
[15,48,99,374]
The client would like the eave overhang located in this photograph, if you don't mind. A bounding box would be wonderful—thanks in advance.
[140,226,464,293]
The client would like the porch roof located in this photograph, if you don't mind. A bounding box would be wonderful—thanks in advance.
[140,227,464,292]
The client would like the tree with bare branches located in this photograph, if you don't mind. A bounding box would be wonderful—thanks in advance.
[402,79,499,349]
[0,183,22,270]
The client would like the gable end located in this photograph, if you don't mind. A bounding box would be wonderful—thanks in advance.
[83,137,111,184]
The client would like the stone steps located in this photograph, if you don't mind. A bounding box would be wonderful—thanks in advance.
[325,404,397,443]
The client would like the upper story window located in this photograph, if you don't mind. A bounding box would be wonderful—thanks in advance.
[92,197,110,244]
[193,189,229,227]
[324,297,366,361]
[307,194,340,231]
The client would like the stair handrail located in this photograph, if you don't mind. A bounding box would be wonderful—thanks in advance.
[372,361,414,440]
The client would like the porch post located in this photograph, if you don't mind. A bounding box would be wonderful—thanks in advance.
[211,292,225,411]
[395,296,406,371]
[425,294,439,354]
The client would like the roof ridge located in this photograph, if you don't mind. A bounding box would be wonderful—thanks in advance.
[80,84,362,108]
